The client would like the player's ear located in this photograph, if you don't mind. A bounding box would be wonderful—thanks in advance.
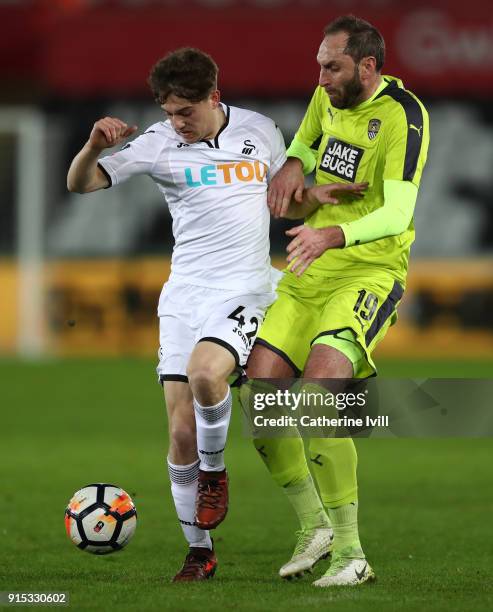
[359,56,376,79]
[210,90,221,108]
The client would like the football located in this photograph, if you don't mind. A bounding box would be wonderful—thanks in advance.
[64,483,137,554]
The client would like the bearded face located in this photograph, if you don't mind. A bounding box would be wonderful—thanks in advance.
[317,33,369,110]
[326,64,364,109]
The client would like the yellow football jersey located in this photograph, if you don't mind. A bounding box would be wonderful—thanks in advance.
[287,76,429,283]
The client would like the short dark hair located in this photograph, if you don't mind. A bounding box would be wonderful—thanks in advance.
[148,47,218,104]
[324,15,385,71]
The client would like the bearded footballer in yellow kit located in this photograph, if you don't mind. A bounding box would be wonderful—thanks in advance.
[244,15,429,586]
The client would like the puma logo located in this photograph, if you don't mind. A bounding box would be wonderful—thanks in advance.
[409,124,423,137]
[327,107,336,123]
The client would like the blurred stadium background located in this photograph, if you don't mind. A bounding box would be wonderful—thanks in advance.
[1,3,492,609]
[0,0,492,362]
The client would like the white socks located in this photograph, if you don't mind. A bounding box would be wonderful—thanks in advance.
[167,458,212,549]
[193,388,232,472]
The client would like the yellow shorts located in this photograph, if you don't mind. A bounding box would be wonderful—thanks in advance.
[256,270,404,378]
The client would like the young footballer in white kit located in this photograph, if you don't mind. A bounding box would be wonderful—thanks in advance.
[67,47,361,581]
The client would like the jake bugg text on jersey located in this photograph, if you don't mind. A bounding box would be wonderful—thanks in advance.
[319,137,364,181]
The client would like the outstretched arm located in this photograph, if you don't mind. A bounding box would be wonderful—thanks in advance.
[283,181,368,219]
[286,180,418,276]
[67,117,137,193]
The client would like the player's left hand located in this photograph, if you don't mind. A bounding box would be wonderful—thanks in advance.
[286,225,345,276]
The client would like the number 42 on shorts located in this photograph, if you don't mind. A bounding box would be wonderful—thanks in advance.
[228,306,259,346]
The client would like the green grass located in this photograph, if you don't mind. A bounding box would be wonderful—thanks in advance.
[1,358,492,611]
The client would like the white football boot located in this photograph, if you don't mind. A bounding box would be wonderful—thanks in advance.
[312,547,375,587]
[279,527,334,579]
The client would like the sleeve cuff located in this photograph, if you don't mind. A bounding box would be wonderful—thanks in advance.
[97,160,114,188]
[338,223,356,248]
[286,139,317,175]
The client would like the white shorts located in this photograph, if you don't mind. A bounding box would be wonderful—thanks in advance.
[156,280,276,383]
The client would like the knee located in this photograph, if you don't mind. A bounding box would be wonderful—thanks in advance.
[309,436,356,457]
[187,361,225,399]
[169,416,196,454]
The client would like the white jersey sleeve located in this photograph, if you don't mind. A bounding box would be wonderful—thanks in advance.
[268,125,287,182]
[97,128,165,186]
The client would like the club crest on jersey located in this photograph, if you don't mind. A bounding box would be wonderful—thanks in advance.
[319,137,363,181]
[367,118,381,140]
[242,139,257,155]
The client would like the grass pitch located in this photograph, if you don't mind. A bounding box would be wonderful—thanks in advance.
[1,358,492,611]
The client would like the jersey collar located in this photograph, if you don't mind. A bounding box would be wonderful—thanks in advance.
[200,103,230,149]
[347,78,388,112]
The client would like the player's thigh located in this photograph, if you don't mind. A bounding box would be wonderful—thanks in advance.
[314,277,404,378]
[246,343,296,378]
[256,273,324,375]
[163,381,197,463]
[303,343,354,379]
[162,381,195,438]
[187,340,236,384]
[163,380,194,421]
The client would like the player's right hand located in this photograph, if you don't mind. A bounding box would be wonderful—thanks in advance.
[268,158,305,219]
[307,182,369,206]
[88,117,138,151]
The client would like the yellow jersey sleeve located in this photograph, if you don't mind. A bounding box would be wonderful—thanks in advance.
[383,95,429,188]
[286,87,325,174]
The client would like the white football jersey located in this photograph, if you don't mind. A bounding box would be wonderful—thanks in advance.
[98,104,286,292]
